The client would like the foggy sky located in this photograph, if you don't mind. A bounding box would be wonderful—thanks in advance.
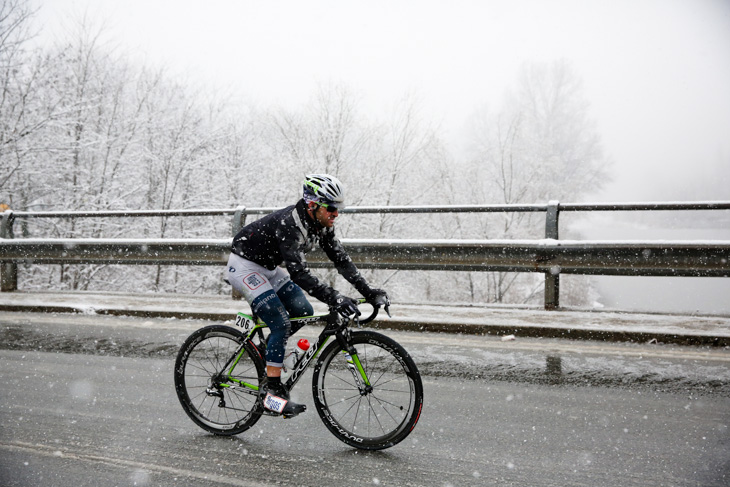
[32,0,730,202]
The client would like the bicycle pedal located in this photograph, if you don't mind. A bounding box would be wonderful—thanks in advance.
[283,406,306,419]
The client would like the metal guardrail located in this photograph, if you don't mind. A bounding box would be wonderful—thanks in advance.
[1,237,728,274]
[2,201,730,309]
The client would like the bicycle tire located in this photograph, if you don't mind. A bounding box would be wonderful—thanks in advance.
[174,325,265,435]
[312,330,423,450]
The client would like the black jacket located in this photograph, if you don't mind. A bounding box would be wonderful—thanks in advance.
[231,199,370,305]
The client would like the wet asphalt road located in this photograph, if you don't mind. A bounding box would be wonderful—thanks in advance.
[1,311,729,486]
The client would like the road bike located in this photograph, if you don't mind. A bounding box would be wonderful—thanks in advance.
[174,300,424,450]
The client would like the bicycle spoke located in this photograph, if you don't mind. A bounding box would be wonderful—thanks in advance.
[344,396,362,429]
[369,395,405,426]
[330,392,366,408]
[365,395,387,436]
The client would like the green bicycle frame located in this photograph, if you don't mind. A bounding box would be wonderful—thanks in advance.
[221,310,373,393]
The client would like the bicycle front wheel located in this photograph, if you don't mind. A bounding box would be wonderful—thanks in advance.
[312,331,423,450]
[174,325,265,435]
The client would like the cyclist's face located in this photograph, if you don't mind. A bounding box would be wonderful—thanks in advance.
[313,204,338,228]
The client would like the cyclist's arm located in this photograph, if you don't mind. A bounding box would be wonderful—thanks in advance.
[278,226,340,306]
[320,229,373,297]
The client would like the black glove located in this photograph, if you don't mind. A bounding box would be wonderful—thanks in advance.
[365,288,389,307]
[334,295,361,318]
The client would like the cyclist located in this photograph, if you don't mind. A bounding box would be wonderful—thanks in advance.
[227,174,389,417]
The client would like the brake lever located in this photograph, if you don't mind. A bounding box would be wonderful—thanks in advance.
[348,309,362,328]
[384,304,392,318]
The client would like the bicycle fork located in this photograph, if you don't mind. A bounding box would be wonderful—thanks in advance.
[342,347,372,395]
[331,326,373,395]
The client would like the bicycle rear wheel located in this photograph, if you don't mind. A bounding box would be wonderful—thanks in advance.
[312,331,423,450]
[174,325,265,435]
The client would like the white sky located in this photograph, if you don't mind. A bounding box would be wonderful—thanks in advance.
[32,0,730,202]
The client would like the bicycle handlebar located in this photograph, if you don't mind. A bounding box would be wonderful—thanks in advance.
[326,298,390,325]
[356,298,390,325]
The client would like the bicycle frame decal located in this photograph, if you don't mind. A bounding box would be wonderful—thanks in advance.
[289,315,327,325]
[285,336,330,388]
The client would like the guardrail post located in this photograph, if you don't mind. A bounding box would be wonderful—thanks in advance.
[544,201,560,310]
[545,200,560,240]
[1,211,18,292]
[232,206,247,237]
[230,206,246,300]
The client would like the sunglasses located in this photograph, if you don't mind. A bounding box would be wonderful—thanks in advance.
[319,202,341,213]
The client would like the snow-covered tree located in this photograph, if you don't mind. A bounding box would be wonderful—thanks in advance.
[2,3,612,307]
[456,60,610,304]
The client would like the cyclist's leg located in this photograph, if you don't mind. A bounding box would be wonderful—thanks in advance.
[253,291,291,368]
[272,274,313,336]
[227,254,291,369]
[227,255,307,416]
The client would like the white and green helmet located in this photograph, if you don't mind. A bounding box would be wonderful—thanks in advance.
[303,174,345,208]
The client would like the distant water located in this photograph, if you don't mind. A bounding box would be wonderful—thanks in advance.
[567,213,730,316]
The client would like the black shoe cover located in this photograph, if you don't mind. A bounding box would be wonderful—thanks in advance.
[261,380,306,417]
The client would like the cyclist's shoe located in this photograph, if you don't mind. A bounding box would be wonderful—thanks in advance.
[261,379,306,418]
